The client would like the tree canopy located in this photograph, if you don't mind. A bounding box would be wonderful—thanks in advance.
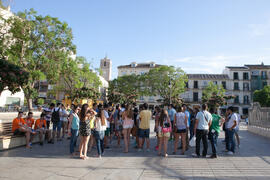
[0,9,76,109]
[253,85,270,107]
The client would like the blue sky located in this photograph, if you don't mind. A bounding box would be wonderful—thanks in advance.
[9,0,270,79]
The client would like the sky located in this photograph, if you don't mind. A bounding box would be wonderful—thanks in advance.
[7,0,270,79]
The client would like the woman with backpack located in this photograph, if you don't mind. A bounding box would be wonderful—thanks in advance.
[173,106,188,155]
[157,109,172,157]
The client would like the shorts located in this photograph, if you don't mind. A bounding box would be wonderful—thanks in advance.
[14,129,25,136]
[53,121,62,131]
[158,132,170,138]
[176,129,186,134]
[105,128,110,136]
[123,124,133,129]
[138,128,150,138]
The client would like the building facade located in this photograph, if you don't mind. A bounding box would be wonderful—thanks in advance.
[100,57,112,82]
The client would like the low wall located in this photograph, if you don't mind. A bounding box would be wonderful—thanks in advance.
[248,102,270,138]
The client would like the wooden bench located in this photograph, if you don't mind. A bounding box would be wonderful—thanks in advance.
[0,121,40,151]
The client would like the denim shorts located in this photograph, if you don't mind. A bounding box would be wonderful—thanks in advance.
[138,128,150,138]
[53,121,62,131]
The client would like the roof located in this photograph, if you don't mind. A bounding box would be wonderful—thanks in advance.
[118,63,162,69]
[244,64,270,69]
[187,74,229,80]
[225,66,249,70]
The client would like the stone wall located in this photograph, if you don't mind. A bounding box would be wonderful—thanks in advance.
[248,102,270,138]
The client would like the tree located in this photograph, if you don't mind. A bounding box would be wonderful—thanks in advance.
[107,74,143,104]
[145,66,187,106]
[54,56,101,103]
[0,59,29,94]
[253,85,270,107]
[202,81,231,110]
[1,9,76,110]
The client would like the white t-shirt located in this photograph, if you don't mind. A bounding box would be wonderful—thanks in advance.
[95,117,107,131]
[196,111,212,130]
[227,113,238,129]
[44,108,52,121]
[60,109,68,122]
[104,110,110,128]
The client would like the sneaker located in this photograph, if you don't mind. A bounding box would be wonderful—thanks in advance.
[138,148,142,152]
[192,153,200,158]
[227,151,234,155]
[146,148,150,152]
[29,143,32,147]
[164,153,168,157]
[210,154,217,158]
[223,149,229,152]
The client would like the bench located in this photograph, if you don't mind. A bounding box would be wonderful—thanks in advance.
[0,121,40,151]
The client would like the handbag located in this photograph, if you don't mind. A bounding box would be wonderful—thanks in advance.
[162,117,172,133]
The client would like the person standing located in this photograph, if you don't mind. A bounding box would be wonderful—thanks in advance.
[225,106,238,155]
[182,104,190,150]
[209,108,224,158]
[138,103,152,152]
[60,104,69,139]
[154,106,161,151]
[51,103,62,142]
[173,106,187,155]
[68,105,80,157]
[122,105,134,153]
[157,109,171,157]
[194,104,212,158]
[94,109,107,158]
[103,104,111,149]
[168,104,176,141]
[79,104,92,160]
[43,103,54,130]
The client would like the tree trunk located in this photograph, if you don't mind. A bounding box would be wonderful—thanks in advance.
[27,97,33,111]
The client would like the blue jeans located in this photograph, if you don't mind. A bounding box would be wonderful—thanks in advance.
[53,121,62,132]
[209,131,219,155]
[94,130,105,155]
[70,129,79,154]
[227,129,235,153]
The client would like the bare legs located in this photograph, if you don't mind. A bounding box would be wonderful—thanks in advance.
[123,128,132,152]
[79,136,90,160]
[158,136,169,157]
[174,133,186,154]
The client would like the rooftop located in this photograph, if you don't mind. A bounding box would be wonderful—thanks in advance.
[226,62,270,70]
[187,74,229,80]
[118,62,162,69]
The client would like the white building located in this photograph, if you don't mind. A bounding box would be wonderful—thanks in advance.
[100,57,112,82]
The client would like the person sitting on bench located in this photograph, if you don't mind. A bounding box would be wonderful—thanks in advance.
[35,113,53,145]
[12,111,36,148]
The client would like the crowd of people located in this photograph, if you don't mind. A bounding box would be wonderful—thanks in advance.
[11,102,242,159]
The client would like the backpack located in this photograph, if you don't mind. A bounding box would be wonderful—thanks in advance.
[51,108,60,123]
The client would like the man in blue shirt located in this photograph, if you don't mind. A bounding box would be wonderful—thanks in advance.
[168,104,176,141]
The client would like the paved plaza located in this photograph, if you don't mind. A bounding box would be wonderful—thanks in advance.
[1,121,270,180]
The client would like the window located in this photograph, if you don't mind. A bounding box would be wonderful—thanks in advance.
[261,71,267,79]
[203,81,208,87]
[213,81,218,85]
[193,92,198,102]
[242,108,249,115]
[243,95,249,104]
[234,82,239,90]
[243,72,249,80]
[222,81,226,89]
[104,61,106,67]
[234,96,239,104]
[233,72,239,80]
[263,81,267,87]
[243,83,249,91]
[194,81,198,89]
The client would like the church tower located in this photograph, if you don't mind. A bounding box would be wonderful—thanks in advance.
[100,56,112,81]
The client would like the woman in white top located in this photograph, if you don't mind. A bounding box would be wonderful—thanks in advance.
[60,104,68,139]
[122,105,134,153]
[173,106,187,155]
[94,109,107,158]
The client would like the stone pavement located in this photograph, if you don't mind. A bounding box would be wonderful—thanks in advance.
[1,121,270,180]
